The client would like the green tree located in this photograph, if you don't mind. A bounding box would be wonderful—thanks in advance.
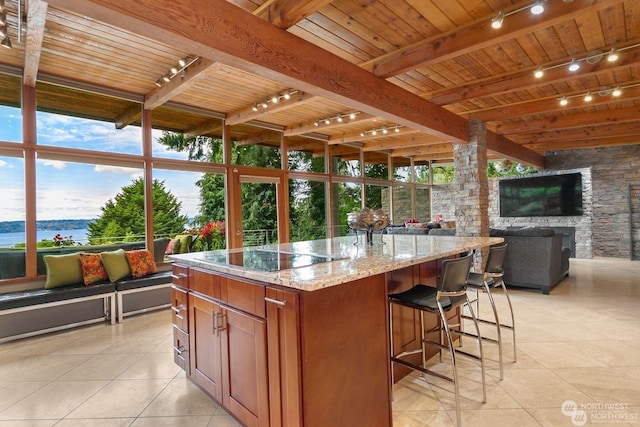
[87,178,188,244]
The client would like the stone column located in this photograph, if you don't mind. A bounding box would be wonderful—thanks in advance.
[453,119,490,269]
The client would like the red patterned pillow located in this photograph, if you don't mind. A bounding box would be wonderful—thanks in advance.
[165,238,181,255]
[125,249,157,278]
[79,253,109,285]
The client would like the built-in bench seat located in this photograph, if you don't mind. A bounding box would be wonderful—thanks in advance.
[0,270,172,343]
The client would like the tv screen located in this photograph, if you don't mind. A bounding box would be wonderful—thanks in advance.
[499,173,583,217]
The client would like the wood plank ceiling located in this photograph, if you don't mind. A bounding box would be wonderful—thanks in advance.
[1,0,639,168]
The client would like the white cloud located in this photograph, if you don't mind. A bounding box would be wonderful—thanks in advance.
[0,159,10,168]
[40,159,67,169]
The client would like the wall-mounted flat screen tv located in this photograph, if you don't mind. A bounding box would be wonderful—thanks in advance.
[499,173,583,217]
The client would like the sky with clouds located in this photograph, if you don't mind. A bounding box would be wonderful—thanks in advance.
[0,105,202,222]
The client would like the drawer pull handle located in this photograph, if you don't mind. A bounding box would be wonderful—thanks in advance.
[265,297,286,307]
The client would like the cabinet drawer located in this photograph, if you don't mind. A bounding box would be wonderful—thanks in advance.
[222,277,266,318]
[173,326,190,373]
[172,264,189,288]
[190,267,221,300]
[172,287,189,331]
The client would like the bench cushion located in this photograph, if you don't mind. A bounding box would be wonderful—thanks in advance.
[0,282,116,311]
[115,270,172,292]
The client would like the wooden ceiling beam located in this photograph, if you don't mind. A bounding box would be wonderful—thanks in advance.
[370,0,622,78]
[469,85,640,122]
[429,46,640,106]
[494,105,640,135]
[363,134,444,152]
[23,0,48,87]
[512,122,640,144]
[144,58,215,110]
[226,90,313,126]
[486,131,545,167]
[253,0,333,29]
[115,103,142,129]
[234,130,280,146]
[328,127,420,145]
[390,143,453,158]
[526,135,640,152]
[46,0,473,144]
[284,112,375,137]
[184,120,223,139]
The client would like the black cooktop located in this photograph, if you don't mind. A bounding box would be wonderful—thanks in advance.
[197,249,344,272]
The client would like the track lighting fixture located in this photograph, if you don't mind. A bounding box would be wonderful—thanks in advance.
[557,83,640,106]
[530,0,545,15]
[154,56,199,87]
[532,43,640,79]
[313,111,361,127]
[491,0,545,30]
[249,90,299,112]
[360,124,403,138]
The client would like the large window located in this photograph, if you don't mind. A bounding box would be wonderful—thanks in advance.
[289,178,327,242]
[0,105,22,143]
[288,140,325,173]
[331,182,361,236]
[0,155,25,279]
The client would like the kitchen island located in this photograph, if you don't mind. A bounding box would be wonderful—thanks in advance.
[169,234,503,427]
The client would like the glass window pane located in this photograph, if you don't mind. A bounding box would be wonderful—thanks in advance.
[392,157,411,182]
[153,132,225,163]
[288,139,326,173]
[365,184,390,213]
[432,165,455,183]
[289,179,327,242]
[331,182,361,236]
[415,160,430,184]
[232,140,282,169]
[0,105,22,143]
[331,146,360,177]
[36,111,142,155]
[0,155,25,279]
[391,185,412,224]
[364,152,388,179]
[242,181,278,247]
[415,187,432,223]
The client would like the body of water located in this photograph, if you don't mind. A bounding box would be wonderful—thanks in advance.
[0,229,89,248]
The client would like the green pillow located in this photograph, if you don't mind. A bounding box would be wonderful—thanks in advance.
[175,234,193,254]
[101,249,131,282]
[44,253,83,289]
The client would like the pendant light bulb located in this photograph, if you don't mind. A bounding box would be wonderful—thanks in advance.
[530,1,545,15]
[534,67,544,78]
[491,11,504,29]
[568,58,580,72]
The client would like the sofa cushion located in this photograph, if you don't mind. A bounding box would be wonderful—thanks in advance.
[43,253,84,289]
[175,234,192,254]
[101,249,131,282]
[0,282,116,311]
[165,238,181,255]
[79,253,109,285]
[125,249,157,278]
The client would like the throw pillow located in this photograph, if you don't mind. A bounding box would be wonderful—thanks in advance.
[165,238,181,255]
[175,234,192,254]
[79,253,109,285]
[43,252,83,289]
[101,249,132,282]
[125,249,157,278]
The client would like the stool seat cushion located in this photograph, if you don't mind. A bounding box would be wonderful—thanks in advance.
[389,284,466,311]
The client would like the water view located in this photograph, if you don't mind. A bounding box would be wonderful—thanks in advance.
[0,228,89,249]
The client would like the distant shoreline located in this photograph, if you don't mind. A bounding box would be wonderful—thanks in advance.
[0,219,93,234]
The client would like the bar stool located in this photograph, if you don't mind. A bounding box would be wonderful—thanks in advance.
[389,253,486,427]
[463,243,516,381]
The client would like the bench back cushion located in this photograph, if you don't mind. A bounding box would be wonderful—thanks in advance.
[101,249,132,282]
[125,249,157,278]
[79,253,109,285]
[43,253,83,289]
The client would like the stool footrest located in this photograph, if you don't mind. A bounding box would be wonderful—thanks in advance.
[391,356,454,384]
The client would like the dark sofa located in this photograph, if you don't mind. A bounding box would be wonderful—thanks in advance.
[388,226,570,294]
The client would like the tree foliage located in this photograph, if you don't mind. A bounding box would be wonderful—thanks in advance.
[87,178,188,244]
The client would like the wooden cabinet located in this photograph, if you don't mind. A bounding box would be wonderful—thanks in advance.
[189,293,224,400]
[171,264,190,375]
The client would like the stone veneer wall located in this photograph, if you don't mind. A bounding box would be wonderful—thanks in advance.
[489,168,593,259]
[545,145,640,259]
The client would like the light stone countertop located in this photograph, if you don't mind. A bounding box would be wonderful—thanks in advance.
[168,235,504,291]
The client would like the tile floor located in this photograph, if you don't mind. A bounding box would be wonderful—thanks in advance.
[0,257,639,426]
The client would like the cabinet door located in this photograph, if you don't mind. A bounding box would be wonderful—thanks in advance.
[266,287,302,427]
[221,305,269,427]
[189,293,223,401]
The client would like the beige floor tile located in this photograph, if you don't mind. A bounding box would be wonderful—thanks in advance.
[58,353,144,381]
[0,354,93,382]
[131,416,213,426]
[497,368,593,409]
[458,408,541,427]
[0,381,48,412]
[553,367,640,407]
[0,421,57,426]
[0,380,108,420]
[66,378,171,419]
[141,377,218,417]
[56,418,134,426]
[517,342,607,369]
[117,352,182,380]
[207,412,243,426]
[101,333,172,354]
[392,409,455,426]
